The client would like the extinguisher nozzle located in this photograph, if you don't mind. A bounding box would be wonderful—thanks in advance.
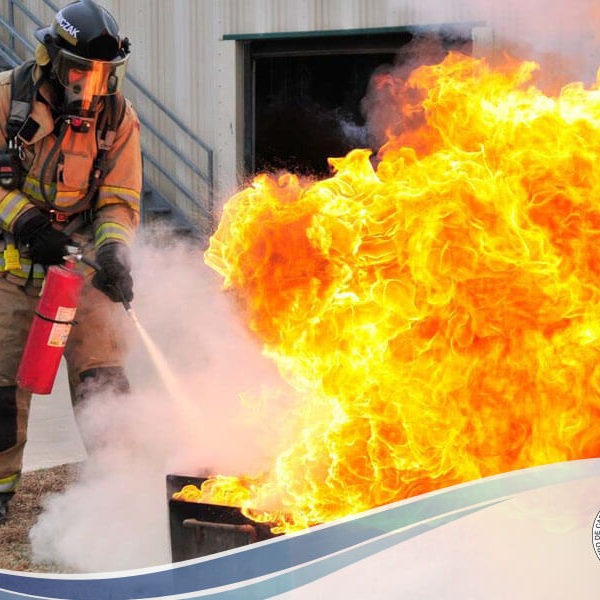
[124,304,140,326]
[63,246,102,272]
[81,256,102,271]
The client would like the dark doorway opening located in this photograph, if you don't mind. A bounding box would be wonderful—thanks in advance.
[239,27,474,178]
[254,50,398,176]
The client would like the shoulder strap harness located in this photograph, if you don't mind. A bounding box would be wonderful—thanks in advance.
[6,60,37,143]
[6,59,127,214]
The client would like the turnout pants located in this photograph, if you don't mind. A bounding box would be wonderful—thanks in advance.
[0,272,132,490]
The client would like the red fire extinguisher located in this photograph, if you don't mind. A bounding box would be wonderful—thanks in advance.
[16,260,85,394]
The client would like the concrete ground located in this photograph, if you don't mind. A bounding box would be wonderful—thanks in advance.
[22,364,87,472]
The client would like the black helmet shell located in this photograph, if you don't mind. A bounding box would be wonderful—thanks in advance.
[35,0,125,61]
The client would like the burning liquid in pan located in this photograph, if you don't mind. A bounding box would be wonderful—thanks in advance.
[190,52,600,532]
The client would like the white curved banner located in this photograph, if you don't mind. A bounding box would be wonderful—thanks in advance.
[1,459,599,599]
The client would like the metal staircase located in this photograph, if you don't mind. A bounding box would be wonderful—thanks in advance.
[0,0,214,242]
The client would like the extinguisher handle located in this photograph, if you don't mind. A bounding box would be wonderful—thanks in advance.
[77,254,132,311]
[63,244,132,313]
[63,244,100,271]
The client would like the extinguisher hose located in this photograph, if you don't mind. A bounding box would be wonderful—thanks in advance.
[79,255,101,272]
[33,310,78,325]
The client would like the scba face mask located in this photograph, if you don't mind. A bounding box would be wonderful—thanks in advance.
[52,48,128,131]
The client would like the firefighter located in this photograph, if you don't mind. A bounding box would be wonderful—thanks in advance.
[0,0,142,523]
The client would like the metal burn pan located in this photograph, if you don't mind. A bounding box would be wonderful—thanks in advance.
[167,474,279,562]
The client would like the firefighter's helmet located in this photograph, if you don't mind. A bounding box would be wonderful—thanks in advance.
[34,0,129,61]
[34,0,130,119]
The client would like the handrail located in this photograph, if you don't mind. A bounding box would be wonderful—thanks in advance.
[127,73,213,156]
[0,44,20,67]
[138,109,210,186]
[0,14,34,51]
[142,152,211,220]
[11,0,46,27]
[1,0,214,234]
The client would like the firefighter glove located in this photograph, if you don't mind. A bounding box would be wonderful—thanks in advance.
[92,242,134,303]
[13,210,71,266]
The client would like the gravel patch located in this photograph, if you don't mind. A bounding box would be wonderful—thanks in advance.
[0,464,79,573]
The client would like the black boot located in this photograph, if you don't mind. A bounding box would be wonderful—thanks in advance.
[0,492,14,525]
[74,366,131,405]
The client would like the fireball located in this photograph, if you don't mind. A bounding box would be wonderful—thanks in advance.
[187,52,600,532]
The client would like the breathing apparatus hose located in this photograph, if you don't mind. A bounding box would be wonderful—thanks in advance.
[39,119,68,208]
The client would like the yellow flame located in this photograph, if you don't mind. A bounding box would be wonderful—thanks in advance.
[194,52,600,533]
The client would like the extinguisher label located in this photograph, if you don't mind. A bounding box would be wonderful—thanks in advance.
[48,306,77,347]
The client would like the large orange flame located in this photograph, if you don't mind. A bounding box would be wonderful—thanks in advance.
[186,52,600,532]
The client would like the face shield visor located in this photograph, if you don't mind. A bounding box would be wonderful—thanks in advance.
[52,48,128,123]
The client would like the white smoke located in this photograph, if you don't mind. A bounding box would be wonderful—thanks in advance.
[357,0,600,150]
[29,231,300,572]
[381,0,600,84]
[476,0,600,85]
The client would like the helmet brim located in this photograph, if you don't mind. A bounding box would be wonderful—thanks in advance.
[34,25,53,45]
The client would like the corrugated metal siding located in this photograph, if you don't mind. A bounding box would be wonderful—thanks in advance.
[220,0,478,35]
[108,1,217,231]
